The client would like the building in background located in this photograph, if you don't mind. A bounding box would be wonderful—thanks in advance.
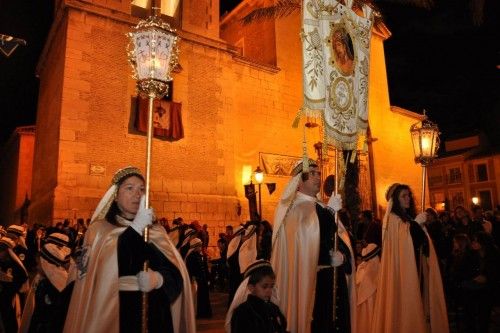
[428,132,499,212]
[0,126,35,226]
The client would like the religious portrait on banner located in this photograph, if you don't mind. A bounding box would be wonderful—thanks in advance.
[330,26,355,76]
[134,96,184,141]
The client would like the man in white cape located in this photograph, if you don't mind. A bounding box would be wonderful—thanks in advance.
[271,159,356,333]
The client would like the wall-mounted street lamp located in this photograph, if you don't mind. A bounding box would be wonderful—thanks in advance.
[472,196,479,205]
[244,166,276,221]
[410,112,440,212]
[254,166,264,219]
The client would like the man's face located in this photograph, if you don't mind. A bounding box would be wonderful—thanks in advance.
[299,167,321,197]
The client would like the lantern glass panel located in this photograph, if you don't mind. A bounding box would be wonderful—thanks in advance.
[411,129,422,158]
[421,129,435,158]
[255,171,264,184]
[133,29,176,82]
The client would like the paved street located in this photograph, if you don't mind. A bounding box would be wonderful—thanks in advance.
[198,291,500,333]
[197,292,228,333]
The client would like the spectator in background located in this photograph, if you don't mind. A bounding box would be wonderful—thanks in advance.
[356,210,373,242]
[455,206,482,238]
[446,233,472,321]
[425,208,446,262]
[462,231,499,333]
[471,205,493,234]
[200,224,209,255]
[225,225,234,243]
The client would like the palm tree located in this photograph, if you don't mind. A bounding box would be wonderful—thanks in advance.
[241,0,486,26]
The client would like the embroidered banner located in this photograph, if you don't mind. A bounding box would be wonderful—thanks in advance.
[260,153,302,177]
[302,0,373,149]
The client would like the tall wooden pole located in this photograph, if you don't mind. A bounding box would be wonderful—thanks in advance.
[332,148,339,324]
[141,93,155,333]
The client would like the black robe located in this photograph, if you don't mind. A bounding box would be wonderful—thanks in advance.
[227,239,243,307]
[0,247,28,333]
[28,279,74,333]
[311,204,352,333]
[231,294,287,333]
[117,227,183,333]
[185,251,212,318]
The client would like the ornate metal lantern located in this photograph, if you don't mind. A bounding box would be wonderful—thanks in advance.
[410,113,440,212]
[127,8,179,99]
[410,116,440,166]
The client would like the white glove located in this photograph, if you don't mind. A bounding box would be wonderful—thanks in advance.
[330,250,344,267]
[327,194,342,212]
[137,269,164,292]
[415,212,427,225]
[130,195,153,235]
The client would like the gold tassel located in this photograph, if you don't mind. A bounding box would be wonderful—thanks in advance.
[350,149,357,163]
[292,108,304,128]
[302,125,309,173]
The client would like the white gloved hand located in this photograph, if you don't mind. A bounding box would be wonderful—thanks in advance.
[137,269,164,292]
[327,194,342,212]
[330,250,344,267]
[130,195,153,235]
[415,212,427,225]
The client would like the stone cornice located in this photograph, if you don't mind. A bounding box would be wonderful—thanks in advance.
[37,0,241,76]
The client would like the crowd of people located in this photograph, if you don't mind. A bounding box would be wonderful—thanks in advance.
[1,163,499,333]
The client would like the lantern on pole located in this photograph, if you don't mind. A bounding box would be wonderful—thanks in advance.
[127,3,179,332]
[254,166,264,219]
[410,112,440,212]
[127,3,180,207]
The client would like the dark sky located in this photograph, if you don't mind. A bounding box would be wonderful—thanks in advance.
[0,0,53,144]
[378,0,500,145]
[0,0,499,145]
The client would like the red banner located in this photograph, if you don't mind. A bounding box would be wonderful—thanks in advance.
[135,97,184,141]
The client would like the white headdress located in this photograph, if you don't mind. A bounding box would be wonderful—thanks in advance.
[40,232,72,291]
[272,158,317,245]
[227,225,245,259]
[90,166,143,223]
[185,237,202,259]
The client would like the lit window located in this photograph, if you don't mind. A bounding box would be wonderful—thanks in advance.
[132,0,180,16]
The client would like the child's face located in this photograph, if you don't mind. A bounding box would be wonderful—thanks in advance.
[248,276,275,302]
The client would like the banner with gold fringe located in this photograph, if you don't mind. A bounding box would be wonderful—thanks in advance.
[300,0,373,150]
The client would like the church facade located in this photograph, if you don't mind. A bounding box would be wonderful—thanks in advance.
[28,0,424,240]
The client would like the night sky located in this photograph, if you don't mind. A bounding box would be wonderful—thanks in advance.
[0,0,498,145]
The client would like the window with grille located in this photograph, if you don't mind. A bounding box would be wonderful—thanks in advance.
[448,167,462,184]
